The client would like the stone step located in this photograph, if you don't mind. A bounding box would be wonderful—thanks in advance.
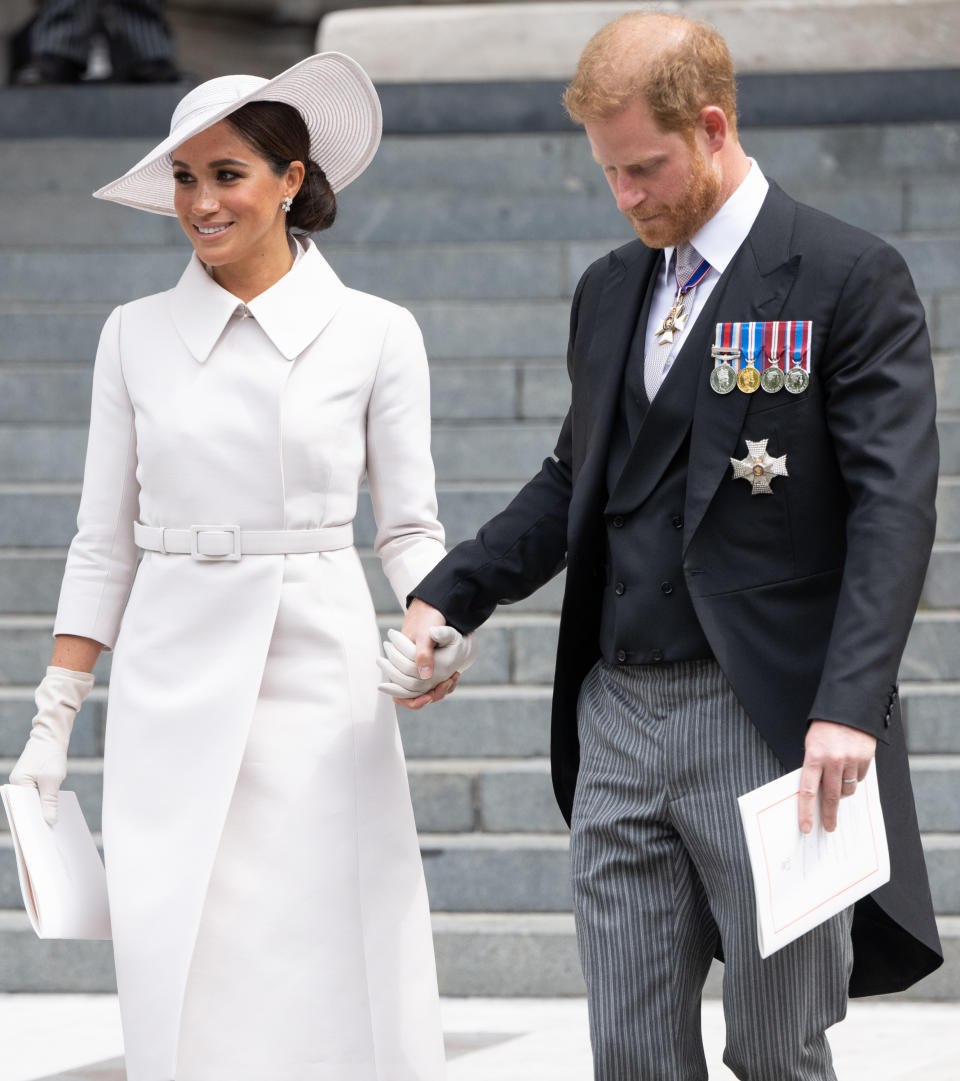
[4,464,960,554]
[0,675,956,767]
[435,914,960,1001]
[2,534,960,621]
[1,907,957,999]
[0,687,106,758]
[0,362,570,426]
[0,483,528,549]
[0,909,592,996]
[0,301,574,364]
[0,191,622,249]
[4,190,958,270]
[320,1,960,83]
[2,744,958,846]
[1,605,960,686]
[901,682,960,753]
[1,127,958,199]
[0,421,563,485]
[922,543,960,608]
[1,826,958,920]
[0,678,958,764]
[4,179,959,261]
[4,415,960,497]
[0,243,577,305]
[1,261,953,368]
[902,611,960,682]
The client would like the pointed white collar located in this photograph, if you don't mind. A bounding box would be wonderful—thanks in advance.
[661,159,769,284]
[170,237,347,363]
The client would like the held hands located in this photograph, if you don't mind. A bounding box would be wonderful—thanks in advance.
[377,601,476,710]
[797,719,877,834]
[8,666,95,826]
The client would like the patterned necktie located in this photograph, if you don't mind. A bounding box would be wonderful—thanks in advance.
[675,242,700,292]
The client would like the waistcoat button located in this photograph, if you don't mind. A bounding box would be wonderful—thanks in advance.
[660,581,674,595]
[616,649,627,663]
[651,649,664,662]
[614,581,625,595]
[672,515,683,530]
[612,515,625,528]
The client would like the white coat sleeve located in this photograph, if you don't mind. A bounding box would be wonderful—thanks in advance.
[365,305,446,608]
[53,306,140,649]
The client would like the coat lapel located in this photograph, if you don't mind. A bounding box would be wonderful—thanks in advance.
[605,270,725,515]
[573,243,659,489]
[683,184,801,552]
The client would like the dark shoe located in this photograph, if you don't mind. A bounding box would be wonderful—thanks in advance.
[123,58,180,84]
[14,54,84,85]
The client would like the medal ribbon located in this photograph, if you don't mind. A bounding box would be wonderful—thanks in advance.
[674,255,711,296]
[788,320,809,370]
[800,320,811,372]
[762,321,779,373]
[743,321,760,367]
[713,321,738,366]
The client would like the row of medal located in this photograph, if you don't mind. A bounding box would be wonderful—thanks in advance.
[710,320,812,395]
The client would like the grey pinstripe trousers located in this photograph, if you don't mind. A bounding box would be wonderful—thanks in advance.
[30,0,173,66]
[571,659,854,1081]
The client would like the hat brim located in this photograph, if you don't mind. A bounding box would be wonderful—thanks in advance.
[93,52,382,216]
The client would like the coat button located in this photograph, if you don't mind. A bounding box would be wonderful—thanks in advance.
[672,515,683,530]
[660,581,674,595]
[612,515,625,528]
[616,649,627,663]
[651,649,664,662]
[615,581,625,596]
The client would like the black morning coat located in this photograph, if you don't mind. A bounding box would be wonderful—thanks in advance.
[414,181,944,996]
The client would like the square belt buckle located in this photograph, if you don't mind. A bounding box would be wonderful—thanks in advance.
[189,524,242,561]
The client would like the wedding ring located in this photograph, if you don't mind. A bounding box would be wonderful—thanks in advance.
[842,778,857,785]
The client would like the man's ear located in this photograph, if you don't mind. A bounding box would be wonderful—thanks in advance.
[699,106,729,151]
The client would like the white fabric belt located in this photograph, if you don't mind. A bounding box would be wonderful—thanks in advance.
[134,521,354,561]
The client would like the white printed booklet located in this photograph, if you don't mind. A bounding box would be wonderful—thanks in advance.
[1,784,111,940]
[737,760,889,958]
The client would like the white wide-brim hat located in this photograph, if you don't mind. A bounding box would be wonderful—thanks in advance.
[93,52,382,216]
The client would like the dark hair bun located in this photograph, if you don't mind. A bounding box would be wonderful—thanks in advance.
[290,159,336,234]
[226,100,337,235]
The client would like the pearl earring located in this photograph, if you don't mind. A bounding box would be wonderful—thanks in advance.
[281,196,293,213]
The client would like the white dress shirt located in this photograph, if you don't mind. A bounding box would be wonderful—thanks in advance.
[644,160,769,402]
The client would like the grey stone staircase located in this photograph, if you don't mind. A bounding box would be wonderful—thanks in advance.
[0,122,958,999]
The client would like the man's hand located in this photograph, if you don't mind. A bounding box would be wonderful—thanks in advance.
[401,599,446,680]
[798,719,877,834]
[381,600,464,711]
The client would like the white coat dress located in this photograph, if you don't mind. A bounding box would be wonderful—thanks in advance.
[53,239,449,1081]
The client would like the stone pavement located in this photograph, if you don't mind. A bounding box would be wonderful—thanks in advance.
[2,995,958,1080]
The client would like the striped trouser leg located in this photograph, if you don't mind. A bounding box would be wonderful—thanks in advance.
[571,659,854,1081]
[29,0,99,65]
[107,0,175,63]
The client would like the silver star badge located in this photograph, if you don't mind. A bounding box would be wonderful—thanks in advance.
[730,438,788,495]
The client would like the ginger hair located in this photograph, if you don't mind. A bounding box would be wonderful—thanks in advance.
[563,12,738,138]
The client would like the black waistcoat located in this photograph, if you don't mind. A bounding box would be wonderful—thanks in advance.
[598,274,713,666]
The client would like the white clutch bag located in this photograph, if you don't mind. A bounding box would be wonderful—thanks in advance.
[1,784,111,940]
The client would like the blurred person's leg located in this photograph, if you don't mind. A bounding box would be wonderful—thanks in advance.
[108,0,178,82]
[16,0,97,83]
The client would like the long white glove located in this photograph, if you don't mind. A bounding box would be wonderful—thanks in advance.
[9,666,95,826]
[377,626,477,699]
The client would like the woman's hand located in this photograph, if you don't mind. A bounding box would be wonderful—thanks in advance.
[9,667,95,826]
